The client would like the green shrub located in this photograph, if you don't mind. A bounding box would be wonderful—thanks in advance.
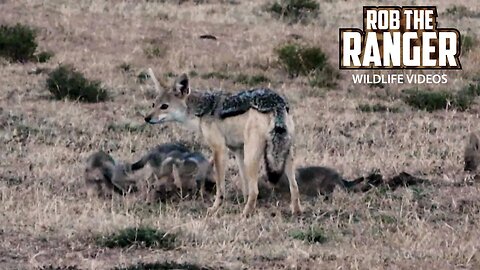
[96,226,176,249]
[0,24,37,62]
[46,65,108,103]
[308,65,338,88]
[137,71,150,84]
[35,51,54,63]
[276,43,336,87]
[403,89,452,112]
[276,44,327,77]
[290,226,327,244]
[267,0,319,23]
[113,261,210,270]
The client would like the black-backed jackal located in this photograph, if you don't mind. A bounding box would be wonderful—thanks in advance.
[142,69,302,216]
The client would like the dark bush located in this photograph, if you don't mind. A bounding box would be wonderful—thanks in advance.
[267,0,319,23]
[46,65,108,103]
[137,71,150,84]
[35,51,54,63]
[0,24,37,62]
[96,226,176,250]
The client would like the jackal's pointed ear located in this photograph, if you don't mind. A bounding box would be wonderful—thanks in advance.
[173,73,190,97]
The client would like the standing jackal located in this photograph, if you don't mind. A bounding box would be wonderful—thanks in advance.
[142,68,302,216]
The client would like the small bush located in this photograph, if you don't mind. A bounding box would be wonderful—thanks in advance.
[403,89,452,112]
[290,227,327,244]
[46,65,108,103]
[267,0,319,24]
[96,226,176,250]
[113,261,210,270]
[276,44,327,77]
[357,103,400,113]
[276,43,336,87]
[444,5,477,17]
[0,24,37,62]
[137,71,150,84]
[234,74,270,86]
[35,51,54,63]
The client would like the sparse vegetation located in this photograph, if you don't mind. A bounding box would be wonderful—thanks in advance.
[46,65,108,102]
[234,73,270,86]
[357,103,400,113]
[97,226,176,250]
[267,0,319,23]
[200,71,231,80]
[462,34,476,54]
[290,227,328,244]
[0,23,37,62]
[403,85,480,112]
[113,261,210,270]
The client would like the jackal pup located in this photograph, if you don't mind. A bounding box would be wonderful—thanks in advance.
[130,143,215,200]
[262,166,364,200]
[84,151,136,197]
[143,68,302,216]
[465,132,480,172]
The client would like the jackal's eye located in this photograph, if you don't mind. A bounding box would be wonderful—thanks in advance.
[160,104,169,110]
[152,103,155,108]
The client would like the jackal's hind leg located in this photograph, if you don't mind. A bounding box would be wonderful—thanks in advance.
[242,135,265,217]
[233,151,248,200]
[207,149,226,215]
[284,155,302,215]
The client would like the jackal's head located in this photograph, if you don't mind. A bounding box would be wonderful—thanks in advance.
[144,68,193,126]
[464,132,480,172]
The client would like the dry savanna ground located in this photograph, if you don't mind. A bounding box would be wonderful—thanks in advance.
[1,0,480,269]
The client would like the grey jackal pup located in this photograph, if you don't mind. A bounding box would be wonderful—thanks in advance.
[143,69,302,216]
[130,143,215,199]
[464,132,480,172]
[84,151,136,197]
[257,166,364,199]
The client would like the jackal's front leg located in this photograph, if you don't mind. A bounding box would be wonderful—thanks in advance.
[207,149,226,215]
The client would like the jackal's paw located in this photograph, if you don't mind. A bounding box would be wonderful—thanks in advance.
[290,202,303,215]
[242,205,256,218]
[206,205,220,216]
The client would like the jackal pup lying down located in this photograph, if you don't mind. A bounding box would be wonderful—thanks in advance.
[84,151,136,197]
[465,132,480,172]
[130,143,215,201]
[143,68,302,216]
[235,166,363,200]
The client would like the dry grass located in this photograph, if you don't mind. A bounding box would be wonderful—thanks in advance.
[1,0,480,269]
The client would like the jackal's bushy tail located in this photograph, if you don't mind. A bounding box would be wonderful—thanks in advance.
[264,108,291,184]
[130,155,150,171]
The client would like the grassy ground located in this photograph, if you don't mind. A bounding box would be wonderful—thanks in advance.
[1,0,480,269]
